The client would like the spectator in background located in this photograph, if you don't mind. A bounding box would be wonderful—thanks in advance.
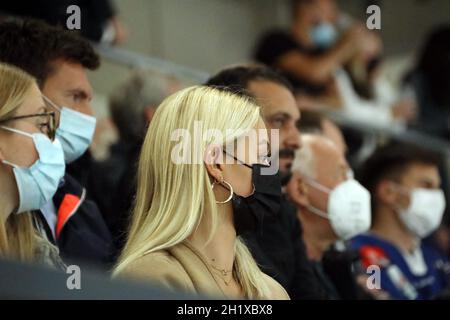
[0,0,127,45]
[0,19,114,268]
[0,63,65,269]
[254,0,414,126]
[286,134,372,299]
[206,65,328,299]
[114,86,289,299]
[296,110,347,155]
[405,25,450,139]
[93,70,182,256]
[352,143,450,299]
[254,0,368,107]
[403,26,450,260]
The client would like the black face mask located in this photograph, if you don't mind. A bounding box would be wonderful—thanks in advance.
[229,162,282,236]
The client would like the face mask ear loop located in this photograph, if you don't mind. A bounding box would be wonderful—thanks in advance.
[388,182,411,214]
[300,176,332,219]
[304,176,332,194]
[306,205,330,220]
[2,159,19,169]
[0,125,34,138]
[42,95,61,112]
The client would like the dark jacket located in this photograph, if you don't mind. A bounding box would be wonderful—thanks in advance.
[36,173,115,269]
[88,139,142,259]
[242,196,328,300]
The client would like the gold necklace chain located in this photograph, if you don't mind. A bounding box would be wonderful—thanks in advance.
[211,268,232,286]
[209,259,233,286]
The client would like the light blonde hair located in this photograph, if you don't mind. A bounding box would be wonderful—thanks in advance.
[114,86,271,299]
[0,63,40,261]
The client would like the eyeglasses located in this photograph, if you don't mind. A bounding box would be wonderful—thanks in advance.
[223,150,271,168]
[0,112,56,140]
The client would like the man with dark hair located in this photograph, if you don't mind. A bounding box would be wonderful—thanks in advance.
[0,19,99,88]
[206,64,328,299]
[351,143,450,299]
[0,18,114,268]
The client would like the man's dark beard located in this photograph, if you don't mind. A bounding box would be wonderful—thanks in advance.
[278,148,295,186]
[280,171,293,186]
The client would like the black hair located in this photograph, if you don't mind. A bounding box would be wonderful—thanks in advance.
[357,142,441,212]
[204,64,294,100]
[0,18,100,87]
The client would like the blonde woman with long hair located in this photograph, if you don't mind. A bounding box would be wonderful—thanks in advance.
[114,86,289,299]
[0,63,65,266]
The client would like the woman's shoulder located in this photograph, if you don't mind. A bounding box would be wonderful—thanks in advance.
[120,250,195,292]
[261,273,290,300]
[124,250,175,271]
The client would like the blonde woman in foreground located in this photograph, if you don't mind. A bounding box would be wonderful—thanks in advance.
[0,63,65,267]
[113,86,289,299]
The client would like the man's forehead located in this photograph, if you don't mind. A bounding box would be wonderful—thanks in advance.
[247,80,298,113]
[403,162,440,180]
[48,59,93,93]
[248,80,295,105]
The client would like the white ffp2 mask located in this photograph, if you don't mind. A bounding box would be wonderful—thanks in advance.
[306,179,372,240]
[397,188,446,238]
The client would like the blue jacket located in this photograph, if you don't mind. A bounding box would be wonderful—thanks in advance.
[351,233,450,300]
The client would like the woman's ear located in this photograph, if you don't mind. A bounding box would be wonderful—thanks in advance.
[204,144,224,182]
[286,172,310,208]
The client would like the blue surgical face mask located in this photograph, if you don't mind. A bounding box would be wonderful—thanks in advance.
[0,126,66,213]
[43,96,97,163]
[310,22,337,49]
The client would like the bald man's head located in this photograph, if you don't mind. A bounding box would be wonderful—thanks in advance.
[292,134,348,186]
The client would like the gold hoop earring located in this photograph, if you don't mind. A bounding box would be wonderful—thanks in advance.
[211,179,234,204]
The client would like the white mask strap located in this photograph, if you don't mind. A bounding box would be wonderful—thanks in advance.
[0,125,33,138]
[305,177,332,194]
[2,159,19,169]
[307,205,329,219]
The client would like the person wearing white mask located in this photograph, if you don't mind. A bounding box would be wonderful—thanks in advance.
[0,63,65,268]
[351,143,450,300]
[0,19,114,268]
[286,134,371,299]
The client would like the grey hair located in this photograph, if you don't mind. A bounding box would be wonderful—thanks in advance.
[292,134,338,179]
[109,69,179,140]
[292,134,317,179]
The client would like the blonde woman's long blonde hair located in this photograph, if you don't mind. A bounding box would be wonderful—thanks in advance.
[114,86,271,299]
[0,63,40,261]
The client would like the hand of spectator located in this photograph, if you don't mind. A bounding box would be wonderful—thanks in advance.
[392,99,418,122]
[339,23,367,57]
[358,30,383,61]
